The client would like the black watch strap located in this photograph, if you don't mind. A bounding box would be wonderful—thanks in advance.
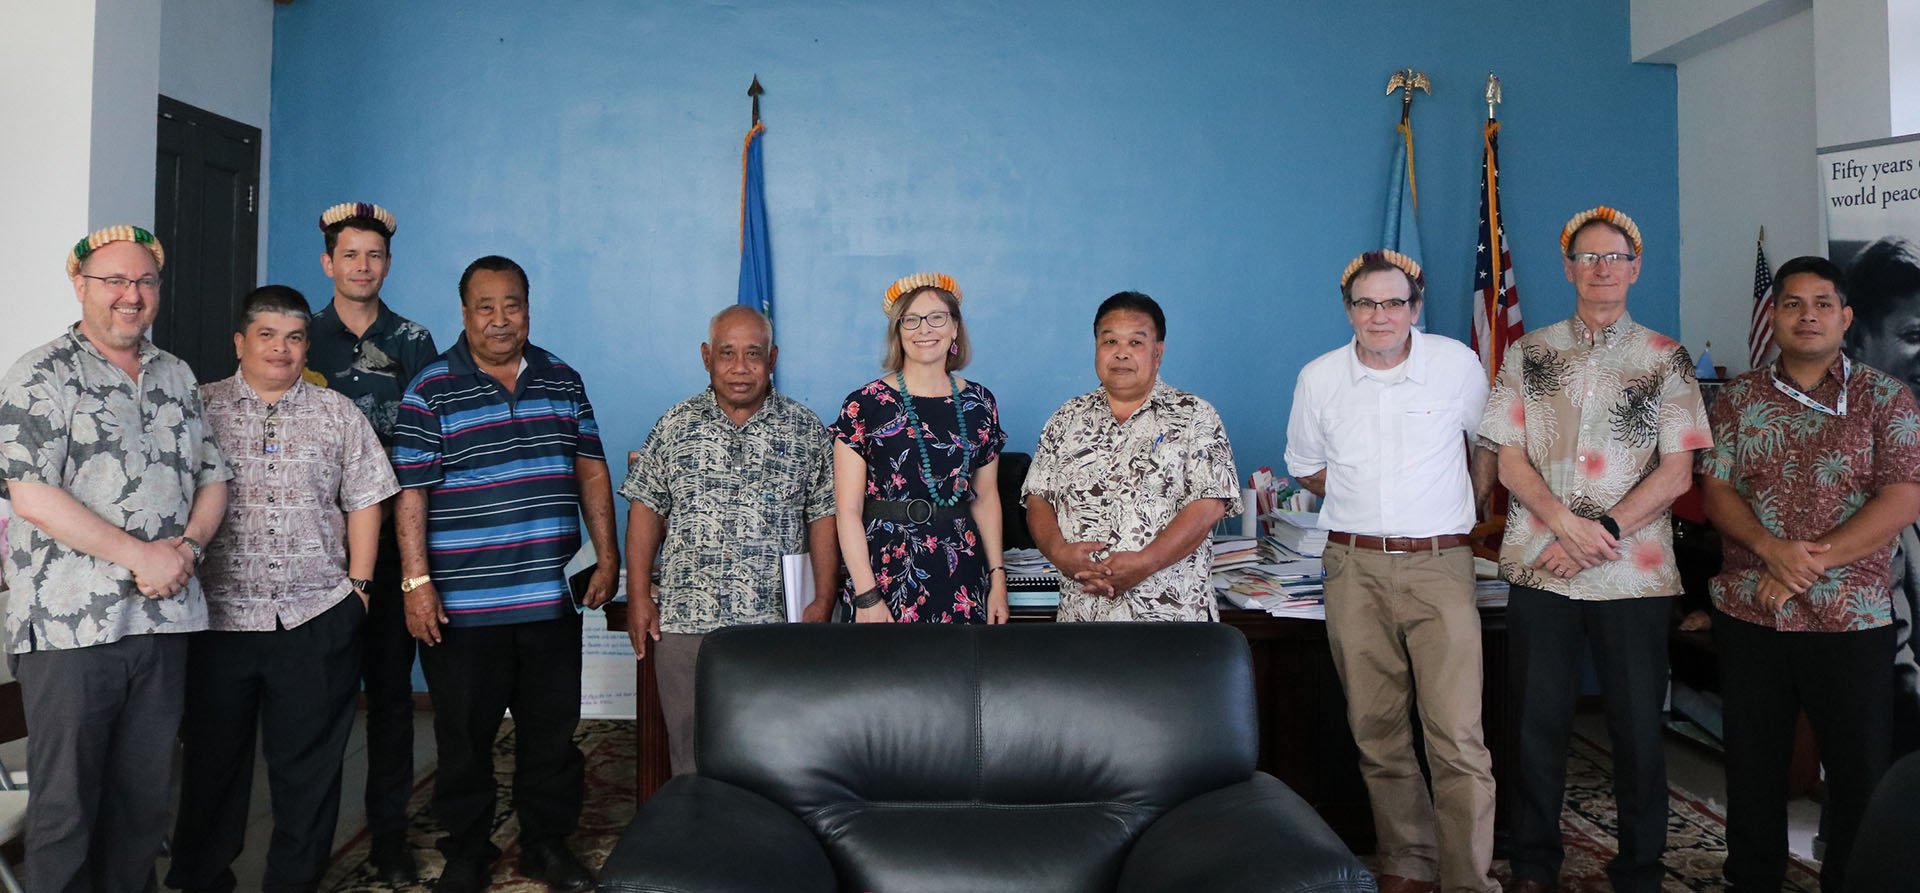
[350,577,373,593]
[1598,514,1621,538]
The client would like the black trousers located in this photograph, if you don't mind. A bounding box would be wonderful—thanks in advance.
[360,524,417,838]
[167,595,366,893]
[1714,609,1892,892]
[418,613,584,862]
[12,633,187,893]
[1506,585,1672,893]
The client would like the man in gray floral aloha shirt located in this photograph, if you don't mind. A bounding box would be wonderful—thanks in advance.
[621,306,837,775]
[0,226,231,890]
[1025,291,1241,622]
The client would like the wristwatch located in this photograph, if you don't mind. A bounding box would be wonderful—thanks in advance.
[349,577,373,594]
[181,536,205,565]
[399,574,433,593]
[1598,514,1622,539]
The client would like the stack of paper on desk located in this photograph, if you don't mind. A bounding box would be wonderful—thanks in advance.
[1264,511,1327,557]
[1210,537,1261,572]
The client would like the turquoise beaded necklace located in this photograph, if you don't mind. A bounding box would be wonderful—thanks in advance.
[894,370,974,507]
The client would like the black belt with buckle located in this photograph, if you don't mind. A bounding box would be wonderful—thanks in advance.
[864,497,971,525]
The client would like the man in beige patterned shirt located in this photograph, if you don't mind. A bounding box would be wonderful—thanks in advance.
[1025,292,1241,622]
[168,286,398,892]
[1478,207,1711,893]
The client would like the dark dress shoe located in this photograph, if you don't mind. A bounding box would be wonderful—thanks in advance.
[433,858,492,893]
[519,840,595,893]
[1378,875,1437,893]
[369,832,419,885]
[1505,881,1557,893]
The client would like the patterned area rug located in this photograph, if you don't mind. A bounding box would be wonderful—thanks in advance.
[325,723,1819,891]
[321,720,634,892]
[1478,732,1822,892]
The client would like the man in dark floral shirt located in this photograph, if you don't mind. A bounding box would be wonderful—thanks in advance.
[1699,255,1920,890]
[303,202,439,882]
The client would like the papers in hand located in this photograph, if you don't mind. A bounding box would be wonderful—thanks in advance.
[781,554,813,623]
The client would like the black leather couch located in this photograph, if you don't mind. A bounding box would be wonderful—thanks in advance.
[598,622,1372,892]
[1847,748,1920,891]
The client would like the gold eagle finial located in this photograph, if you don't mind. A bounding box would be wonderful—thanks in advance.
[1386,68,1431,123]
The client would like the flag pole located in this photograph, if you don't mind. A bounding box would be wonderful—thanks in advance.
[1484,72,1504,386]
[748,74,763,126]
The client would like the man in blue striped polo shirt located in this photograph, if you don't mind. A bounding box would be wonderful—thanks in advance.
[391,255,619,892]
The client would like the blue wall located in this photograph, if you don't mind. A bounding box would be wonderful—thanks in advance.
[268,0,1677,484]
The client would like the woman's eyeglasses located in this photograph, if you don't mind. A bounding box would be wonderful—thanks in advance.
[899,311,951,331]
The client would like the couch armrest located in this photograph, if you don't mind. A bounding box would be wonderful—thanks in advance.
[598,775,837,893]
[1117,773,1375,893]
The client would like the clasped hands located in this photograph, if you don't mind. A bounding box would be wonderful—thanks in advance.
[1529,513,1621,579]
[1058,541,1151,598]
[1751,537,1832,613]
[131,536,198,599]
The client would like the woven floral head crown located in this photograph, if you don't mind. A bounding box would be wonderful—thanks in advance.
[318,201,398,236]
[1339,249,1424,291]
[883,272,962,316]
[67,225,165,278]
[1560,206,1642,256]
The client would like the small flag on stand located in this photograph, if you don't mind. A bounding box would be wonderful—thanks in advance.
[1747,229,1774,370]
[738,78,773,326]
[1470,118,1524,383]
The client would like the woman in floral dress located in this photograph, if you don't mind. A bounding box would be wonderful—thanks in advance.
[831,273,1009,624]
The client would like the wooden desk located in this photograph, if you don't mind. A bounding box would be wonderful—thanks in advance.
[600,603,1511,851]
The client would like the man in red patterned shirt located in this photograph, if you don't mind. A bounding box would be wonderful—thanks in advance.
[1700,255,1920,890]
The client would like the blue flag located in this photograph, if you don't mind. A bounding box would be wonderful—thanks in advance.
[1382,120,1426,325]
[738,122,773,323]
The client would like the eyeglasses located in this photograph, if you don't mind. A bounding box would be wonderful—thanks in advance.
[899,311,951,331]
[81,275,162,293]
[1347,298,1412,313]
[262,402,281,455]
[1568,252,1637,268]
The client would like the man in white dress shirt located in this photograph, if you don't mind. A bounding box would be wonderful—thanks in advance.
[1285,250,1498,893]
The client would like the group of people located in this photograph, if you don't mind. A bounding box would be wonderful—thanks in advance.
[2,198,1916,893]
[1287,209,1920,893]
[0,201,1246,893]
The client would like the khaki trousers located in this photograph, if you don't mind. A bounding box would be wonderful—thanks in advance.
[1322,541,1496,893]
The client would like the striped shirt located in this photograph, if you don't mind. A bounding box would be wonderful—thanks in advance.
[391,336,603,627]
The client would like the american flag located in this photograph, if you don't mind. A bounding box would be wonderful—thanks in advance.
[1471,120,1523,382]
[1747,233,1774,369]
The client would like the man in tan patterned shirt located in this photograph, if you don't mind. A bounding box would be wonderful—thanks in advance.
[1478,207,1710,893]
[1025,292,1241,622]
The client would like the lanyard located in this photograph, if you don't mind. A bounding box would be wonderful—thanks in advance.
[1771,354,1850,417]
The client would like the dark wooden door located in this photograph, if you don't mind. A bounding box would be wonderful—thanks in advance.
[154,96,260,383]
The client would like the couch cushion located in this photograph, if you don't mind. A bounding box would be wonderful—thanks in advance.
[697,623,1257,814]
[814,801,1153,893]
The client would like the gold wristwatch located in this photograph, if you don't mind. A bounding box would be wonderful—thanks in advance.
[400,574,433,593]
